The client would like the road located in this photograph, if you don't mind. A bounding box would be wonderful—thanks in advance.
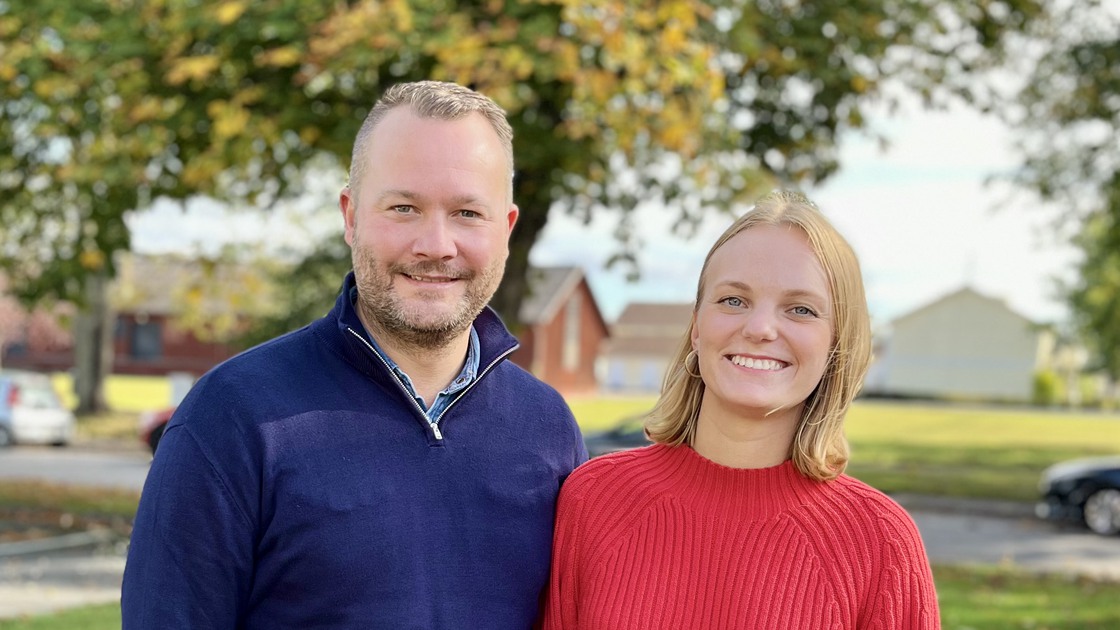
[913,510,1120,581]
[0,444,150,492]
[1,446,1119,619]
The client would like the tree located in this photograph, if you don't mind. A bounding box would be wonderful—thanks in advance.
[2,0,1043,388]
[1005,1,1120,384]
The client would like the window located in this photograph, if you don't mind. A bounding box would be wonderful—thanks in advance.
[130,321,163,360]
[562,293,581,371]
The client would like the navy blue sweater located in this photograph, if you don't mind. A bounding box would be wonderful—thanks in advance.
[122,273,587,629]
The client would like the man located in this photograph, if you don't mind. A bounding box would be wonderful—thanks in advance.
[122,81,587,629]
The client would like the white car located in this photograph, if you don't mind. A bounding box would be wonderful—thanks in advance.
[0,370,76,447]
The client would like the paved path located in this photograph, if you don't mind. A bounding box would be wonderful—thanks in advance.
[0,445,150,492]
[914,511,1120,581]
[0,546,125,618]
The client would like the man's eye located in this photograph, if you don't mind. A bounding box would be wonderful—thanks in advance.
[458,209,481,219]
[391,205,414,214]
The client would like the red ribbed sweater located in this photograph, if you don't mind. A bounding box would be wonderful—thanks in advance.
[542,444,940,629]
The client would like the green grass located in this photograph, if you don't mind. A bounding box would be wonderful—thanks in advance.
[0,480,139,521]
[2,568,1117,629]
[845,401,1120,502]
[568,396,1120,503]
[935,565,1120,629]
[0,603,119,630]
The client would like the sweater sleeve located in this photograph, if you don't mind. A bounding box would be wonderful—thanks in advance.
[121,422,256,628]
[862,508,941,630]
[540,472,589,630]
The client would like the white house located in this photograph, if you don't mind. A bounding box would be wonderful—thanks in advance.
[866,287,1045,402]
[600,302,693,393]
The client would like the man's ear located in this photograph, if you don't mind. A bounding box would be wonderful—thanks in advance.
[340,187,356,246]
[506,203,519,234]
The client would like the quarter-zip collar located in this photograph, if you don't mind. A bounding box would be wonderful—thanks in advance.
[313,272,521,439]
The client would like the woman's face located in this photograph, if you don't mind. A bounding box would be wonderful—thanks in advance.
[691,224,834,423]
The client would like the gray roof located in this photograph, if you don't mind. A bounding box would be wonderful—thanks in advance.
[518,266,585,325]
[605,302,693,358]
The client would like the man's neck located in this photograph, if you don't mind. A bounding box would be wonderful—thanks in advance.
[361,315,471,407]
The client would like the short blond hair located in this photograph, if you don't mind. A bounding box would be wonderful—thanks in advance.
[645,190,872,481]
[348,81,514,205]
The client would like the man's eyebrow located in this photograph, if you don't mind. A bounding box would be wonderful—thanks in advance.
[373,191,488,208]
[374,189,420,203]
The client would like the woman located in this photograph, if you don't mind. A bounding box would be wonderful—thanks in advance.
[542,190,939,629]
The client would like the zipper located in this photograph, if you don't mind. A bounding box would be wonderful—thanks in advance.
[346,327,519,441]
[432,344,518,426]
[346,327,441,440]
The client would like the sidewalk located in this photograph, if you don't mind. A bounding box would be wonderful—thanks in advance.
[0,538,126,619]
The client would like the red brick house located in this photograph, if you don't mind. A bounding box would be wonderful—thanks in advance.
[509,266,610,397]
[1,256,249,377]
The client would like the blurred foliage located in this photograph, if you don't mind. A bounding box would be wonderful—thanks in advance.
[1031,368,1062,407]
[235,234,352,348]
[1,0,1043,338]
[1007,1,1120,382]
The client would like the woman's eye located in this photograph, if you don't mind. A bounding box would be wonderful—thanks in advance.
[791,305,817,317]
[720,296,744,308]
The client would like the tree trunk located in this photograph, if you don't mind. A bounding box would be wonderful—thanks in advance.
[73,273,112,414]
[492,168,554,332]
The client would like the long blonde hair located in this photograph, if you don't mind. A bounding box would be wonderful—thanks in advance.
[645,190,871,481]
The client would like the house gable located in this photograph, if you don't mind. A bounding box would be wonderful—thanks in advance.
[510,266,610,396]
[874,286,1041,401]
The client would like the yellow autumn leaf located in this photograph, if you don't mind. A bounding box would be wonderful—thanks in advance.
[213,104,250,140]
[166,55,221,85]
[79,249,106,271]
[256,46,302,68]
[215,1,248,25]
[387,0,414,31]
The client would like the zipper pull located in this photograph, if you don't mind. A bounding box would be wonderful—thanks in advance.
[431,422,443,440]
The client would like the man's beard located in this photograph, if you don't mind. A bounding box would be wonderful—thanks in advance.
[351,244,503,351]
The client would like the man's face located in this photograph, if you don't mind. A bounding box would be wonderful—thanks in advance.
[339,107,518,349]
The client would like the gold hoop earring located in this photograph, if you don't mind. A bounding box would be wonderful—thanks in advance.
[684,350,701,378]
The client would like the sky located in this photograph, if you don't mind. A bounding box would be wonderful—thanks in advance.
[130,98,1079,330]
[530,99,1078,327]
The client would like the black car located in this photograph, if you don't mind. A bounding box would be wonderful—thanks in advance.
[1036,456,1120,536]
[582,415,650,458]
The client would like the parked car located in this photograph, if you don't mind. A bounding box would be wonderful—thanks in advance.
[583,414,650,458]
[0,369,76,447]
[138,406,177,455]
[1036,456,1120,536]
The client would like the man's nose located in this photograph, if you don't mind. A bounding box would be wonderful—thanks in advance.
[411,215,458,260]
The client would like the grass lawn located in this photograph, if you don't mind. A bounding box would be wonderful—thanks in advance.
[2,567,1117,629]
[935,565,1120,629]
[0,603,119,630]
[845,401,1120,502]
[567,395,1120,503]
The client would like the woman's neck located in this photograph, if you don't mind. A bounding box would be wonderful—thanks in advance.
[691,398,801,469]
